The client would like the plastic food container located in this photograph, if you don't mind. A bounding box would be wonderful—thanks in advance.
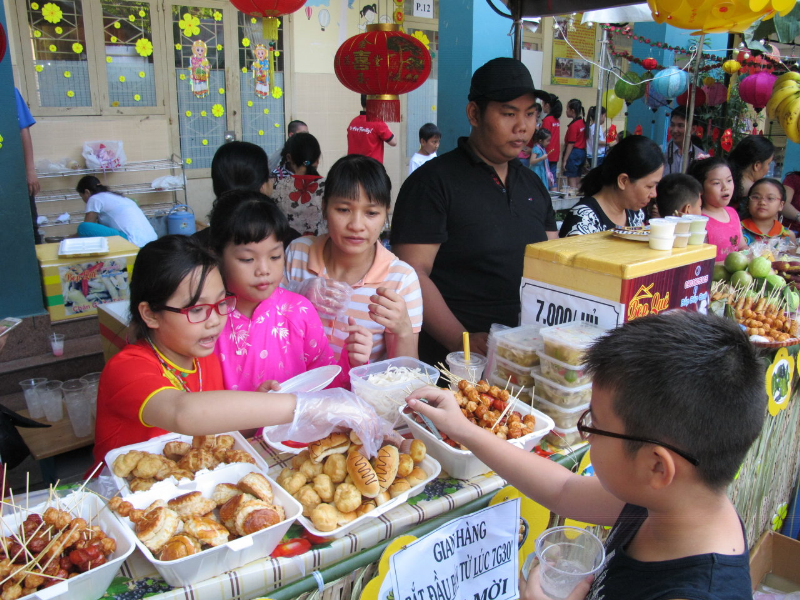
[488,374,533,405]
[105,431,270,496]
[531,367,593,408]
[648,218,676,237]
[494,325,542,367]
[665,216,692,234]
[399,404,555,480]
[115,463,301,587]
[350,357,439,425]
[0,490,137,600]
[536,351,591,388]
[539,322,607,366]
[686,215,709,233]
[649,235,674,251]
[493,354,536,387]
[544,425,583,449]
[275,455,441,540]
[533,395,589,429]
[688,231,707,245]
[673,233,690,248]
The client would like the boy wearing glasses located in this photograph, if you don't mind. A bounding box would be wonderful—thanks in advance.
[407,311,765,600]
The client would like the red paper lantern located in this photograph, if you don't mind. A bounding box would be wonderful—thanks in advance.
[334,24,431,122]
[228,0,306,40]
[739,71,776,111]
[633,124,643,135]
[642,57,658,70]
[721,129,733,152]
[676,85,706,108]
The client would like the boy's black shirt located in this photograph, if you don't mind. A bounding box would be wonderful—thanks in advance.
[587,504,751,600]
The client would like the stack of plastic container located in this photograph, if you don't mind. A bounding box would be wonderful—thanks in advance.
[533,322,607,449]
[485,325,542,405]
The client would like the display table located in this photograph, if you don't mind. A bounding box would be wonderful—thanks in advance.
[16,409,94,484]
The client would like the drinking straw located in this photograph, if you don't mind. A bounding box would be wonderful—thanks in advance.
[463,332,470,363]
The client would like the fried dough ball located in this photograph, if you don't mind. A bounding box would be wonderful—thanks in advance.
[406,467,427,487]
[155,457,180,481]
[299,459,324,480]
[397,454,414,478]
[313,474,335,503]
[389,478,411,498]
[333,482,361,514]
[163,441,191,462]
[192,435,216,450]
[310,504,339,532]
[295,485,322,517]
[132,454,164,479]
[216,434,235,450]
[410,440,426,463]
[323,454,347,483]
[356,501,377,517]
[226,449,256,465]
[291,450,311,470]
[282,472,307,495]
[111,451,145,478]
[129,478,156,492]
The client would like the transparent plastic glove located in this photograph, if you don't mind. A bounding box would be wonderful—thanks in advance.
[289,277,354,320]
[263,388,389,457]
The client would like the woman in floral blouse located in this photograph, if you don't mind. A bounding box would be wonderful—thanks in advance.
[271,132,327,237]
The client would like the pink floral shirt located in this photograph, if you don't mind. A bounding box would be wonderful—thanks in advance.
[215,287,350,391]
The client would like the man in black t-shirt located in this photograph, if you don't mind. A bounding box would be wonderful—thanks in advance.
[391,57,557,367]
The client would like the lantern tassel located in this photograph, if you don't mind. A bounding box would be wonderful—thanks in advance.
[366,95,400,123]
[263,17,279,43]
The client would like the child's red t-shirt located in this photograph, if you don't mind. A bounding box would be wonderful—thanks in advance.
[565,119,587,150]
[92,340,224,469]
[541,115,561,162]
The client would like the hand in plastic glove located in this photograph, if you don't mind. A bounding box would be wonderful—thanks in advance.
[405,385,472,444]
[344,317,372,368]
[291,277,354,320]
[264,388,389,457]
[519,563,593,600]
[256,380,281,393]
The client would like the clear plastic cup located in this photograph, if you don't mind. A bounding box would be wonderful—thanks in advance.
[36,380,64,422]
[446,351,488,390]
[648,218,677,238]
[80,372,102,419]
[665,216,692,234]
[49,333,65,357]
[536,526,605,600]
[62,380,92,438]
[19,378,47,419]
[686,215,709,233]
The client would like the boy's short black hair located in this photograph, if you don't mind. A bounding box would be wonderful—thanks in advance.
[585,311,766,490]
[656,173,702,217]
[419,122,441,142]
[287,120,307,135]
[670,106,688,122]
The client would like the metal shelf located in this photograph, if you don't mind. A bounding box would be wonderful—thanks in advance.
[36,183,184,204]
[39,202,176,228]
[36,158,184,179]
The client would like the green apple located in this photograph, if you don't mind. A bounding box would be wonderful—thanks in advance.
[713,264,731,282]
[730,270,753,289]
[767,274,787,293]
[749,256,772,279]
[783,287,800,312]
[724,252,749,273]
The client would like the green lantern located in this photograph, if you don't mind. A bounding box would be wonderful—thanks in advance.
[614,71,645,104]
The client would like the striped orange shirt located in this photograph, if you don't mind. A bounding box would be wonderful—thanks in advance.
[285,236,423,362]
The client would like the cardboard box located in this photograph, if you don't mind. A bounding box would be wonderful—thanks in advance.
[521,231,717,330]
[97,300,131,362]
[36,236,138,321]
[750,530,800,592]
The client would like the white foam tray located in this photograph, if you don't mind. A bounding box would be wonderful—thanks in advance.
[58,237,109,257]
[398,402,554,480]
[115,463,301,587]
[104,431,271,497]
[1,491,137,600]
[270,454,440,540]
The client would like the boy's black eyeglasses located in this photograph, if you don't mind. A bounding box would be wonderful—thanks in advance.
[160,294,237,323]
[576,409,700,466]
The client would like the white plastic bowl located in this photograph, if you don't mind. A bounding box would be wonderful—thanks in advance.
[115,463,301,587]
[2,491,137,600]
[398,403,554,480]
[105,431,271,496]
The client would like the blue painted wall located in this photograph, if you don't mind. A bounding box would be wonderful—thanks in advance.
[437,0,513,153]
[0,4,45,317]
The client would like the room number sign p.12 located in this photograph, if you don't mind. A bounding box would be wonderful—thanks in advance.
[413,1,433,18]
[390,499,520,600]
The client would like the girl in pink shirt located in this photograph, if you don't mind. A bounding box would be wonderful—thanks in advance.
[210,190,372,393]
[689,157,746,262]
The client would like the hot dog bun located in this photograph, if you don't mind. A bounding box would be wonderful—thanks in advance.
[309,433,351,463]
[373,445,399,492]
[346,451,380,498]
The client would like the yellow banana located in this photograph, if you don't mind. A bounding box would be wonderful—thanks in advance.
[768,87,800,120]
[775,90,800,122]
[793,115,800,145]
[775,71,800,86]
[780,96,800,143]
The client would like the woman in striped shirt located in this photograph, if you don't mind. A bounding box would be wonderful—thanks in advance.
[285,155,422,361]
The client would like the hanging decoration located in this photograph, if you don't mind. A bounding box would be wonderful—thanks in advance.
[602,89,624,119]
[252,43,272,97]
[645,77,669,112]
[723,59,742,75]
[228,0,305,42]
[190,39,210,98]
[607,125,618,144]
[677,85,706,107]
[651,66,689,99]
[614,71,645,104]
[703,82,727,106]
[319,9,330,31]
[304,5,312,19]
[642,57,657,71]
[633,124,643,135]
[739,71,777,110]
[646,0,796,35]
[334,23,431,122]
[721,129,733,152]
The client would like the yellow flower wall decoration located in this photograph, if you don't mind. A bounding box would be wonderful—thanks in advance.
[263,108,269,114]
[48,44,56,52]
[113,21,120,28]
[128,14,135,22]
[218,88,225,95]
[179,14,200,37]
[33,31,41,37]
[55,26,62,34]
[31,3,39,9]
[241,67,247,73]
[202,139,208,145]
[119,75,126,82]
[258,130,264,135]
[66,90,74,97]
[271,86,282,99]
[111,36,117,43]
[200,110,207,116]
[0,134,3,149]
[247,101,253,107]
[63,71,70,78]
[71,43,83,54]
[175,43,181,50]
[217,44,223,51]
[106,56,113,63]
[135,38,153,57]
[139,9,145,17]
[41,3,62,24]
[35,65,43,72]
[213,11,222,21]
[211,104,224,117]
[185,158,192,165]
[241,37,250,47]
[112,100,119,106]
[134,94,141,101]
[411,30,430,49]
[767,348,795,417]
[185,110,192,117]
[139,71,146,78]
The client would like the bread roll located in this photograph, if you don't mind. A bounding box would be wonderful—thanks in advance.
[410,440,426,463]
[192,435,216,449]
[389,478,411,498]
[163,442,191,462]
[237,472,274,503]
[346,451,380,498]
[406,467,427,487]
[309,433,350,463]
[310,503,339,532]
[397,454,414,478]
[373,445,399,492]
[220,493,257,531]
[159,535,201,561]
[375,491,391,506]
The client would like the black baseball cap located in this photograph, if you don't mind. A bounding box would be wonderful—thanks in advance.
[468,57,536,103]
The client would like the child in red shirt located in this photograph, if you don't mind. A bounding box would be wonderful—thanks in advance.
[541,94,562,190]
[562,98,587,189]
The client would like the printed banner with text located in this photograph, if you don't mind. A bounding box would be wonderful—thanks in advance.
[551,15,595,87]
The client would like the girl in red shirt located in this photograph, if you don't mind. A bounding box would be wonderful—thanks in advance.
[562,99,587,189]
[541,94,562,190]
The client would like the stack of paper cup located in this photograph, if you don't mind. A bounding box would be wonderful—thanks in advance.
[648,218,676,251]
[686,215,709,245]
